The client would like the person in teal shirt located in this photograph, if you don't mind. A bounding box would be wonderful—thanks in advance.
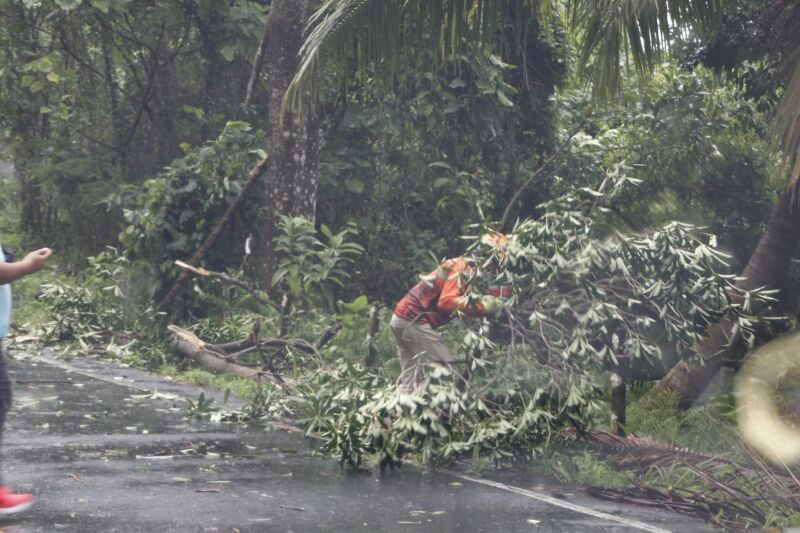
[0,244,51,514]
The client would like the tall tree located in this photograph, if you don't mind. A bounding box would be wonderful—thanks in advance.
[258,0,320,289]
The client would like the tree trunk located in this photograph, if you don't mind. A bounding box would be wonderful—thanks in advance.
[650,183,800,407]
[258,0,320,289]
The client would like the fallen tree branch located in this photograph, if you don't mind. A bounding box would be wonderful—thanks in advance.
[168,325,293,387]
[314,322,342,351]
[158,157,269,312]
[173,260,278,312]
[221,345,261,361]
[259,338,316,354]
[207,338,254,353]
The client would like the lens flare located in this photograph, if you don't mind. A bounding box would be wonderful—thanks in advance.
[735,331,800,465]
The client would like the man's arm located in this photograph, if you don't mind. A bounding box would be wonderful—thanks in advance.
[0,248,52,284]
[436,259,486,317]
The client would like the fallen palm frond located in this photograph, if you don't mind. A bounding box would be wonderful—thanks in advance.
[585,485,751,530]
[581,429,722,470]
[576,429,800,530]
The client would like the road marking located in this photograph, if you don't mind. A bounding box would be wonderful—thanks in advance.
[450,473,672,533]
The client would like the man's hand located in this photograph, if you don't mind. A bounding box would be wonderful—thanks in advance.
[486,285,510,298]
[22,248,52,274]
[481,295,507,315]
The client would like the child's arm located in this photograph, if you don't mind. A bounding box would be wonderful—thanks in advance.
[0,248,52,284]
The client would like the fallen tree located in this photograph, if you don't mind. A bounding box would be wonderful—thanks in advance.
[168,320,349,387]
[167,259,346,389]
[168,325,295,387]
[165,177,782,474]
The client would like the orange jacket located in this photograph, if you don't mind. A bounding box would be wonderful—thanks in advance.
[394,257,486,329]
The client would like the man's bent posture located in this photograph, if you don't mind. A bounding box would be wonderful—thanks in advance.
[390,235,507,393]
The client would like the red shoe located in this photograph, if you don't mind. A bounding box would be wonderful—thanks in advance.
[0,487,33,514]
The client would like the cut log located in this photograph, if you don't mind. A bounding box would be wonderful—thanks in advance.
[168,325,293,386]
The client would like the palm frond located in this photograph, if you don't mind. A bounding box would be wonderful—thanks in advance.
[775,50,800,185]
[569,0,721,99]
[752,0,800,186]
[283,0,551,114]
[582,429,727,472]
[581,429,800,529]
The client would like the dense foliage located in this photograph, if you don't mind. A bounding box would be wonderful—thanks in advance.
[2,0,800,528]
[293,178,782,467]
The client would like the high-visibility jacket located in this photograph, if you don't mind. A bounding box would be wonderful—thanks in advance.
[393,257,485,329]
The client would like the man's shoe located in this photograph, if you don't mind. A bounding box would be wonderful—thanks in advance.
[0,487,33,514]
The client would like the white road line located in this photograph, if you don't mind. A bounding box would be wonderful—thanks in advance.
[450,473,673,533]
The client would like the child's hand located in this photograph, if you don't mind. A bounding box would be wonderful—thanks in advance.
[23,248,52,273]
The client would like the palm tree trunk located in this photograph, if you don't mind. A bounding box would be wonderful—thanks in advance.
[650,182,800,407]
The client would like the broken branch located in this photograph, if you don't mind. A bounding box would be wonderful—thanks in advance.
[168,325,293,387]
[158,157,269,312]
[314,322,342,351]
[173,260,278,312]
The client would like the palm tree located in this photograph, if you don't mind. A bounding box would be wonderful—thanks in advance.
[284,0,723,107]
[285,0,800,407]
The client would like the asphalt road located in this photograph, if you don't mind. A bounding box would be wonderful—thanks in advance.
[0,351,715,532]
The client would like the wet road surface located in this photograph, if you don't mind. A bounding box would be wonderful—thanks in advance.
[0,352,715,532]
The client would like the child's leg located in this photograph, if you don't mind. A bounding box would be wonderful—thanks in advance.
[0,341,11,483]
[0,341,34,513]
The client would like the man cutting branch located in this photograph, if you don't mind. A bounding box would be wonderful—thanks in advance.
[390,233,509,393]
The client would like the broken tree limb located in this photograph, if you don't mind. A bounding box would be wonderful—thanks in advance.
[207,338,255,353]
[499,118,587,230]
[168,325,293,386]
[173,260,278,312]
[364,303,381,366]
[314,322,343,351]
[259,338,316,354]
[244,16,270,108]
[221,345,262,361]
[158,157,269,313]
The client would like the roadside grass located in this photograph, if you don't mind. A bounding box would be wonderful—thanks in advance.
[159,365,264,403]
[9,269,59,328]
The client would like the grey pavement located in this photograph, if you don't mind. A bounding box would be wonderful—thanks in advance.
[0,351,715,533]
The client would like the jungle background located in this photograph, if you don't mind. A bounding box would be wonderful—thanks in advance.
[1,0,800,529]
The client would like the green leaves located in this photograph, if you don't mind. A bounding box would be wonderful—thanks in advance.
[271,216,364,309]
[570,0,720,99]
[120,121,265,293]
[89,0,111,13]
[344,178,364,194]
[55,0,84,11]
